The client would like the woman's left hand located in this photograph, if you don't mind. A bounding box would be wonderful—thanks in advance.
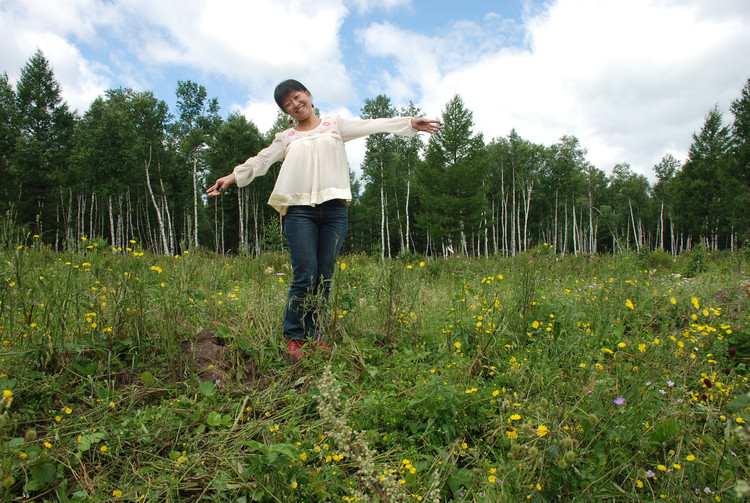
[411,117,442,134]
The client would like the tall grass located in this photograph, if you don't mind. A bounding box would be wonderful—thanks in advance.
[1,234,750,501]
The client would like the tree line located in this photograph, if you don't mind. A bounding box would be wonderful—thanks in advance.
[1,50,748,257]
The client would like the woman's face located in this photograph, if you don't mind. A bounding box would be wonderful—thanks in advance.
[282,89,313,122]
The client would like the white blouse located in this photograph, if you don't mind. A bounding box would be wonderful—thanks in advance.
[233,115,417,215]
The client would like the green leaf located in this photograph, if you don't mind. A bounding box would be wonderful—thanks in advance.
[447,468,472,495]
[199,381,216,397]
[609,324,626,339]
[207,411,222,426]
[236,337,251,351]
[728,393,750,412]
[0,376,17,390]
[268,443,296,459]
[649,418,680,445]
[140,371,155,386]
[238,440,266,452]
[24,478,45,492]
[31,462,56,484]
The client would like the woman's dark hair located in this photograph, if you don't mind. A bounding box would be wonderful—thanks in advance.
[274,79,308,110]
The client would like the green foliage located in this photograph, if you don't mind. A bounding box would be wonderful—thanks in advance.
[684,241,708,277]
[3,53,750,257]
[671,106,736,243]
[10,49,75,239]
[1,236,749,501]
[415,95,486,252]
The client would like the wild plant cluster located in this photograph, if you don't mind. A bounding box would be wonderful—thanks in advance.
[1,236,750,502]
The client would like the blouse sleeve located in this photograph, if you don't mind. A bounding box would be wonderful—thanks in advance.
[336,116,418,142]
[232,132,286,188]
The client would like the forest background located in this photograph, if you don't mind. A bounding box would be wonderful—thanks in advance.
[1,50,749,258]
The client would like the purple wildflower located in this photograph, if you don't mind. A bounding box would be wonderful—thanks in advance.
[614,397,626,406]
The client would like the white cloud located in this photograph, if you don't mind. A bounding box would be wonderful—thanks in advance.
[349,0,412,15]
[359,0,750,179]
[3,0,748,183]
[32,33,112,114]
[232,99,279,135]
[111,0,357,107]
[1,0,359,113]
[0,0,119,111]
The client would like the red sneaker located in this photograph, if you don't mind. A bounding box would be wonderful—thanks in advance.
[288,340,306,359]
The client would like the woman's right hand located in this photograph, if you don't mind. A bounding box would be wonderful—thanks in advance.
[206,173,236,196]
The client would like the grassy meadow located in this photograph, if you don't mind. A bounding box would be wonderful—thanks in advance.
[2,235,750,502]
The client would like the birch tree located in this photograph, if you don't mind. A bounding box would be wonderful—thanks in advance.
[173,80,221,248]
[361,95,398,259]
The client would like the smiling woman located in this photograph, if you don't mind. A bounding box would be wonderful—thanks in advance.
[206,78,440,360]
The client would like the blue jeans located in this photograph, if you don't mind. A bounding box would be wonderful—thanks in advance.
[283,200,348,341]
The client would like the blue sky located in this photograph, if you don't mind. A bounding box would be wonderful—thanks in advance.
[1,0,750,180]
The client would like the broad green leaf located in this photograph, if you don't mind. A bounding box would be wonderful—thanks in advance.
[728,393,750,412]
[199,381,216,397]
[206,411,222,426]
[140,371,155,386]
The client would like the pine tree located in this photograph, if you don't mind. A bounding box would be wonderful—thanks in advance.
[671,106,733,248]
[12,49,76,237]
[415,95,485,256]
[729,77,750,244]
[730,77,750,185]
[0,73,19,213]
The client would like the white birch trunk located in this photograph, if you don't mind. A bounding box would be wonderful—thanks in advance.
[629,199,639,253]
[554,189,559,254]
[500,164,507,255]
[144,149,170,255]
[108,196,115,248]
[511,161,517,256]
[193,155,199,248]
[380,177,386,260]
[523,181,533,252]
[405,173,411,253]
[159,173,174,255]
[572,203,578,255]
